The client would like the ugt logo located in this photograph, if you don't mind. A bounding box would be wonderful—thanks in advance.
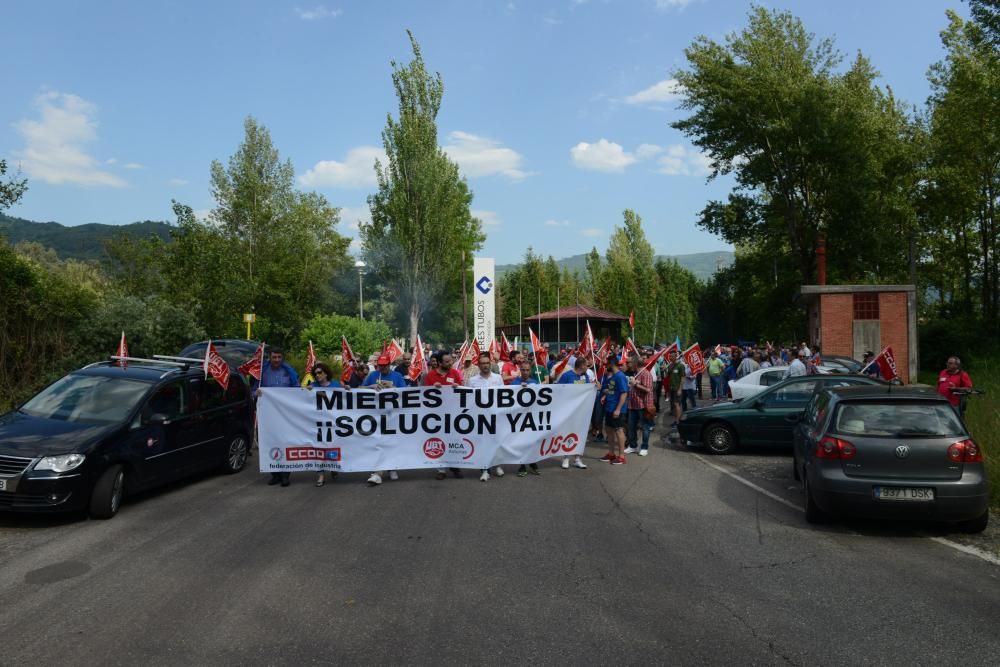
[475,276,493,294]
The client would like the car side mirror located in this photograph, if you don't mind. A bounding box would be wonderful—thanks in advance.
[147,413,171,425]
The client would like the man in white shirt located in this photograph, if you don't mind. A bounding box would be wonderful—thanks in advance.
[783,349,808,379]
[467,351,506,482]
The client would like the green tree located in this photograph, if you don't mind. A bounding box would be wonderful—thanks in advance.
[299,313,393,363]
[0,160,28,211]
[673,6,918,289]
[362,31,485,343]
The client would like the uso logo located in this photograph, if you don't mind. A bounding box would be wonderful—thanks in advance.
[539,433,580,457]
[423,437,446,459]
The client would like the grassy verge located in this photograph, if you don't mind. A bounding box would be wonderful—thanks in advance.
[919,360,999,510]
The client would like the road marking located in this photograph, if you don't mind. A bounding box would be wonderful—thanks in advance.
[691,453,1000,567]
[691,454,802,512]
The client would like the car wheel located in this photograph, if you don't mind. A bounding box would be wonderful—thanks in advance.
[958,510,989,534]
[222,433,249,474]
[703,423,736,455]
[90,464,125,520]
[804,479,827,524]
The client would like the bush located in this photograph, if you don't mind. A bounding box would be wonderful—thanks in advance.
[299,314,393,363]
[919,319,1000,371]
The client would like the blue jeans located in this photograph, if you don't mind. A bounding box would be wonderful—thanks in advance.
[626,410,654,450]
[709,375,723,399]
[682,389,697,411]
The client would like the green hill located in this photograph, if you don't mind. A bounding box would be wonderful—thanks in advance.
[0,214,173,261]
[497,250,733,283]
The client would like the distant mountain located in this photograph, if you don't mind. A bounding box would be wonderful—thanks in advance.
[0,214,173,261]
[496,250,734,283]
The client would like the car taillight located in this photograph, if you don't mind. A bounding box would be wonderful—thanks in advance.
[816,436,856,460]
[947,439,982,464]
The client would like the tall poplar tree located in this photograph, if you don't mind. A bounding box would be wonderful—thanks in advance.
[362,32,485,343]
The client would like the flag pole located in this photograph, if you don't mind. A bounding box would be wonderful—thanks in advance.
[556,283,561,349]
[652,303,658,347]
[575,286,580,343]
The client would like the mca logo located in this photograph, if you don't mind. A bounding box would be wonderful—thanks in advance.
[476,276,493,294]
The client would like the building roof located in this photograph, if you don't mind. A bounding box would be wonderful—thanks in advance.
[524,304,628,321]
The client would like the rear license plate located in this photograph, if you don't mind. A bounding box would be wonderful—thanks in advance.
[873,486,934,501]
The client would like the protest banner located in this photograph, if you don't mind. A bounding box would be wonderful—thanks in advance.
[257,384,596,473]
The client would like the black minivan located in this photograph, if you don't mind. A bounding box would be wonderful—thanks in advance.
[0,359,253,518]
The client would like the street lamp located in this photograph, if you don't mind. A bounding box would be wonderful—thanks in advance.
[355,260,367,320]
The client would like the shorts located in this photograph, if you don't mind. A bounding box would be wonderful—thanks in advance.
[669,390,681,411]
[604,412,625,429]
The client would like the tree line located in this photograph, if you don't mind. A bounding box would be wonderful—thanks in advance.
[685,2,999,366]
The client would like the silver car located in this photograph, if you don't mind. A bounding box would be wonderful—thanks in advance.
[793,385,990,533]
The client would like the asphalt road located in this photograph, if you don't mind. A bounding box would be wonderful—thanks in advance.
[2,429,999,666]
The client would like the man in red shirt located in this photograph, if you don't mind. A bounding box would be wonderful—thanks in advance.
[937,356,973,410]
[424,352,465,480]
[501,349,524,384]
[624,354,655,456]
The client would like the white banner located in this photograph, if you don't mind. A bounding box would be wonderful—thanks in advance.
[257,384,596,473]
[473,256,495,350]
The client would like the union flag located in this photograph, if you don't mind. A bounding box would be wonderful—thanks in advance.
[203,340,230,392]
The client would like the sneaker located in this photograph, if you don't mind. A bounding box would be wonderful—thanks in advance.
[267,476,281,486]
[529,467,541,475]
[639,449,649,457]
[600,453,614,461]
[573,457,588,469]
[435,471,447,480]
[494,466,505,477]
[479,470,490,482]
[624,447,638,454]
[561,458,570,469]
[611,456,626,465]
[517,470,528,477]
[367,473,382,486]
[388,470,399,481]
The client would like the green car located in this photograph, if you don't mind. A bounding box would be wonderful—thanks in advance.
[677,375,882,455]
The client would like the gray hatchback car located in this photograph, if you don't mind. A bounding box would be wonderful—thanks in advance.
[793,385,989,533]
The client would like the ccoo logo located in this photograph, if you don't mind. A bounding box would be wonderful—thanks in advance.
[269,447,283,461]
[475,276,493,294]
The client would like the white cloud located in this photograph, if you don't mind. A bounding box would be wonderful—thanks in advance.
[443,131,528,180]
[624,78,683,105]
[544,219,571,227]
[543,16,563,25]
[635,143,664,159]
[472,209,501,226]
[655,144,713,176]
[338,205,371,231]
[582,228,603,237]
[193,208,212,222]
[654,0,692,10]
[349,237,363,253]
[570,139,636,172]
[299,146,384,189]
[14,91,125,188]
[105,158,117,165]
[169,178,189,186]
[294,5,342,20]
[124,162,143,170]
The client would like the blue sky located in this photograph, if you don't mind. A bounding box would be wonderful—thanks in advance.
[3,0,966,264]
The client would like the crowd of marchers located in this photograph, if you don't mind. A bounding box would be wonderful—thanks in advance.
[254,339,975,487]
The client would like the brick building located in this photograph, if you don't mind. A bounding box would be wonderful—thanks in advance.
[797,285,918,383]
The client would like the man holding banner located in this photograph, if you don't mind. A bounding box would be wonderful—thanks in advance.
[467,352,507,482]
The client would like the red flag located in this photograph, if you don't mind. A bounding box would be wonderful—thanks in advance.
[304,341,317,378]
[714,344,722,355]
[471,338,482,362]
[384,339,404,364]
[454,339,469,367]
[341,335,355,365]
[578,321,594,358]
[867,346,900,381]
[488,338,500,363]
[623,338,641,363]
[407,335,426,382]
[529,327,548,366]
[238,342,264,380]
[628,310,635,330]
[203,340,230,392]
[114,331,128,367]
[682,343,706,376]
[642,342,676,373]
[500,332,514,362]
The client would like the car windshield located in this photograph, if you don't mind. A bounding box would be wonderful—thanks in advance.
[20,375,151,425]
[832,401,965,438]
